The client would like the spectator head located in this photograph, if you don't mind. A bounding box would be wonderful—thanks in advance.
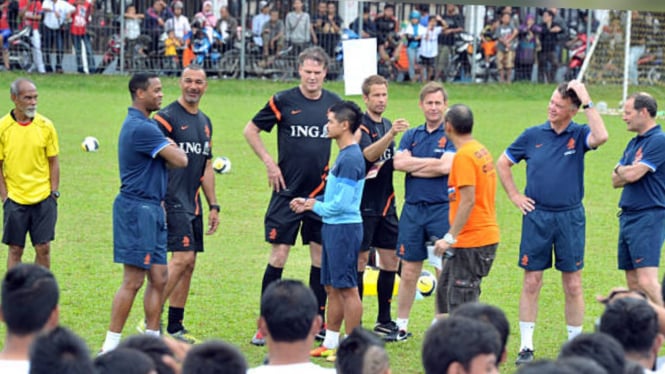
[326,1,336,14]
[336,327,390,374]
[317,2,326,14]
[126,4,136,13]
[444,104,474,136]
[153,0,164,11]
[298,45,330,70]
[328,100,363,135]
[446,4,458,15]
[269,8,279,21]
[627,92,658,118]
[94,348,157,374]
[557,356,608,374]
[516,359,574,374]
[29,326,94,374]
[450,303,510,364]
[382,4,394,17]
[556,82,583,108]
[422,317,500,374]
[292,0,302,11]
[118,335,176,374]
[500,12,510,24]
[558,332,625,374]
[410,10,421,23]
[1,263,59,336]
[259,279,320,343]
[181,340,247,374]
[599,296,661,367]
[542,9,554,21]
[173,1,183,13]
[258,0,270,13]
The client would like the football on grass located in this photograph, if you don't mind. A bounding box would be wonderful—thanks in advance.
[213,156,231,174]
[81,136,99,152]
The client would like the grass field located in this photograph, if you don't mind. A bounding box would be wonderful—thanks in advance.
[0,72,664,373]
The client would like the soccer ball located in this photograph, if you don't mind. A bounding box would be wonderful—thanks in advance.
[81,136,99,152]
[212,156,231,174]
[417,270,437,297]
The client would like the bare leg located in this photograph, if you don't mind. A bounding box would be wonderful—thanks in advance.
[144,264,168,331]
[325,285,344,332]
[339,287,362,334]
[396,260,424,320]
[562,270,584,326]
[163,251,196,306]
[34,242,51,269]
[108,265,146,333]
[634,267,663,306]
[519,270,543,323]
[7,245,24,269]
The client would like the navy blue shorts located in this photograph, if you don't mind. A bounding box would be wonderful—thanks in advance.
[518,206,585,272]
[2,196,57,247]
[618,208,665,270]
[396,202,449,262]
[264,194,322,245]
[113,194,167,269]
[321,223,362,289]
[360,213,398,251]
[167,212,203,252]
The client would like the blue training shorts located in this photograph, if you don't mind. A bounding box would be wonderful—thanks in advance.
[518,206,585,272]
[1,29,11,49]
[113,194,167,269]
[396,202,449,262]
[321,223,362,289]
[618,208,665,270]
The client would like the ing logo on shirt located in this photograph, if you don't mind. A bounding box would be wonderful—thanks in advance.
[634,146,643,164]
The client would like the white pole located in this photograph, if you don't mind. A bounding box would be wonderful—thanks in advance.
[576,16,605,81]
[623,11,632,107]
[240,0,246,79]
[120,0,125,73]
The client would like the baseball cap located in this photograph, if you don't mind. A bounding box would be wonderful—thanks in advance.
[259,1,269,9]
[173,1,183,9]
[410,10,421,20]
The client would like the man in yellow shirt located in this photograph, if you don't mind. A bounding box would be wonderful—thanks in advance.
[0,78,60,270]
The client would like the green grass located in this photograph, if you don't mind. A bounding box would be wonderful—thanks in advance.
[0,73,664,373]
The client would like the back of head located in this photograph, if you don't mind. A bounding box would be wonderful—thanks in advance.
[29,326,94,374]
[558,333,625,374]
[118,335,175,374]
[261,279,318,342]
[557,356,608,374]
[329,101,363,133]
[450,303,510,361]
[516,359,575,374]
[1,264,59,335]
[599,297,658,357]
[94,348,156,374]
[336,327,389,374]
[445,104,474,135]
[181,340,247,374]
[422,316,500,374]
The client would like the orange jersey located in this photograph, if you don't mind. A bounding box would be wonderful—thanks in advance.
[448,139,499,247]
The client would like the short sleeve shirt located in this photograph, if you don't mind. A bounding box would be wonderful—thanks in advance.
[618,125,665,210]
[358,113,396,217]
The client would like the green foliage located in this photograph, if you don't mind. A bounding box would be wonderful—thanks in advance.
[0,73,663,373]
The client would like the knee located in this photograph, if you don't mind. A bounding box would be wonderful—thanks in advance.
[269,247,289,267]
[123,277,145,292]
[400,262,420,283]
[637,272,660,289]
[523,275,543,294]
[8,246,24,257]
[34,243,51,256]
[357,252,369,271]
[563,278,583,298]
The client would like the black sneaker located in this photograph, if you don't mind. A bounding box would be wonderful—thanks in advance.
[384,329,411,342]
[373,321,399,336]
[315,328,326,342]
[515,348,535,366]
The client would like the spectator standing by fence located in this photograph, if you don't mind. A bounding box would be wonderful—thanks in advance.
[42,0,73,73]
[538,10,563,84]
[69,0,94,74]
[217,6,237,54]
[318,1,342,63]
[164,1,188,44]
[19,0,45,74]
[436,4,464,82]
[285,0,314,57]
[515,14,540,82]
[495,11,518,83]
[144,0,171,55]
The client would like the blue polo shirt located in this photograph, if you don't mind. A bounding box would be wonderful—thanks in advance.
[397,124,456,204]
[117,107,171,203]
[618,125,665,211]
[504,121,592,210]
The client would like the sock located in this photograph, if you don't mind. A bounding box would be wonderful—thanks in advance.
[357,271,364,301]
[377,269,396,324]
[396,318,408,332]
[145,329,160,337]
[519,321,535,350]
[309,266,327,319]
[322,329,340,349]
[567,325,582,340]
[101,331,122,353]
[261,264,283,296]
[167,307,184,334]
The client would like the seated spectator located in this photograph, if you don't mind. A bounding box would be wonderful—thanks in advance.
[182,340,247,374]
[422,316,501,374]
[194,0,217,42]
[251,1,270,48]
[558,333,625,374]
[374,4,398,45]
[164,1,189,44]
[349,4,376,39]
[247,279,334,373]
[217,6,238,53]
[335,327,390,374]
[450,303,510,365]
[94,348,157,374]
[29,326,94,374]
[261,9,284,57]
[0,264,59,372]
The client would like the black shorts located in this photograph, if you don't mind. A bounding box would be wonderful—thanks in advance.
[3,196,57,248]
[420,56,435,66]
[167,212,204,252]
[360,213,398,251]
[264,194,322,245]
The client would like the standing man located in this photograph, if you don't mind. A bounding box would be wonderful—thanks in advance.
[612,93,665,306]
[101,73,188,353]
[152,65,219,343]
[496,80,608,365]
[243,46,341,346]
[434,104,499,313]
[292,100,365,359]
[41,0,74,73]
[0,78,59,270]
[18,0,45,74]
[355,75,408,339]
[392,82,455,341]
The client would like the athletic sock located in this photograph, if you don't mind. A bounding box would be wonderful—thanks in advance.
[377,269,396,323]
[261,264,283,296]
[519,321,536,350]
[567,325,582,340]
[145,329,160,337]
[167,307,184,334]
[322,329,340,349]
[396,318,408,332]
[101,331,122,353]
[357,271,364,301]
[309,266,327,319]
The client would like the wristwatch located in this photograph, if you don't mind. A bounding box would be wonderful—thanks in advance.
[51,191,60,199]
[209,204,220,212]
[582,101,594,110]
[443,233,456,245]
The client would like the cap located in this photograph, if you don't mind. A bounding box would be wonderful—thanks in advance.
[259,0,269,9]
[173,1,183,9]
[410,10,420,20]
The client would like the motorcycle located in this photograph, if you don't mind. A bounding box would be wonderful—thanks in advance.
[94,34,121,74]
[446,32,498,83]
[565,30,592,81]
[7,26,33,71]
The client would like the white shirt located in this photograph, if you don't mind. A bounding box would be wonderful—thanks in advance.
[42,0,75,30]
[252,13,270,46]
[165,15,191,40]
[248,362,336,374]
[419,26,442,58]
[0,359,30,374]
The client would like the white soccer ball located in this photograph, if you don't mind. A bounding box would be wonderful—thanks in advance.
[81,136,99,152]
[212,156,231,174]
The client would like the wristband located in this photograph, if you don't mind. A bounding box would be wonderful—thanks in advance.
[209,204,220,212]
[443,233,456,245]
[582,101,594,110]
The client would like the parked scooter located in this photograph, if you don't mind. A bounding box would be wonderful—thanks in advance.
[7,26,33,71]
[94,34,121,74]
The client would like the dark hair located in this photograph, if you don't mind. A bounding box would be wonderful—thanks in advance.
[557,82,582,108]
[129,73,159,101]
[94,348,156,374]
[1,264,59,335]
[450,303,509,362]
[445,104,474,135]
[422,317,501,374]
[599,297,658,356]
[361,75,388,96]
[557,356,612,374]
[329,101,363,134]
[118,335,175,374]
[516,359,574,374]
[558,333,625,374]
[181,340,247,374]
[336,327,389,374]
[29,326,94,374]
[298,46,330,69]
[261,279,318,342]
[383,4,394,11]
[628,92,658,117]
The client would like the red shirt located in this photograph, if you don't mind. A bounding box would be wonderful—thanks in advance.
[69,1,91,35]
[0,4,9,30]
[19,0,42,30]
